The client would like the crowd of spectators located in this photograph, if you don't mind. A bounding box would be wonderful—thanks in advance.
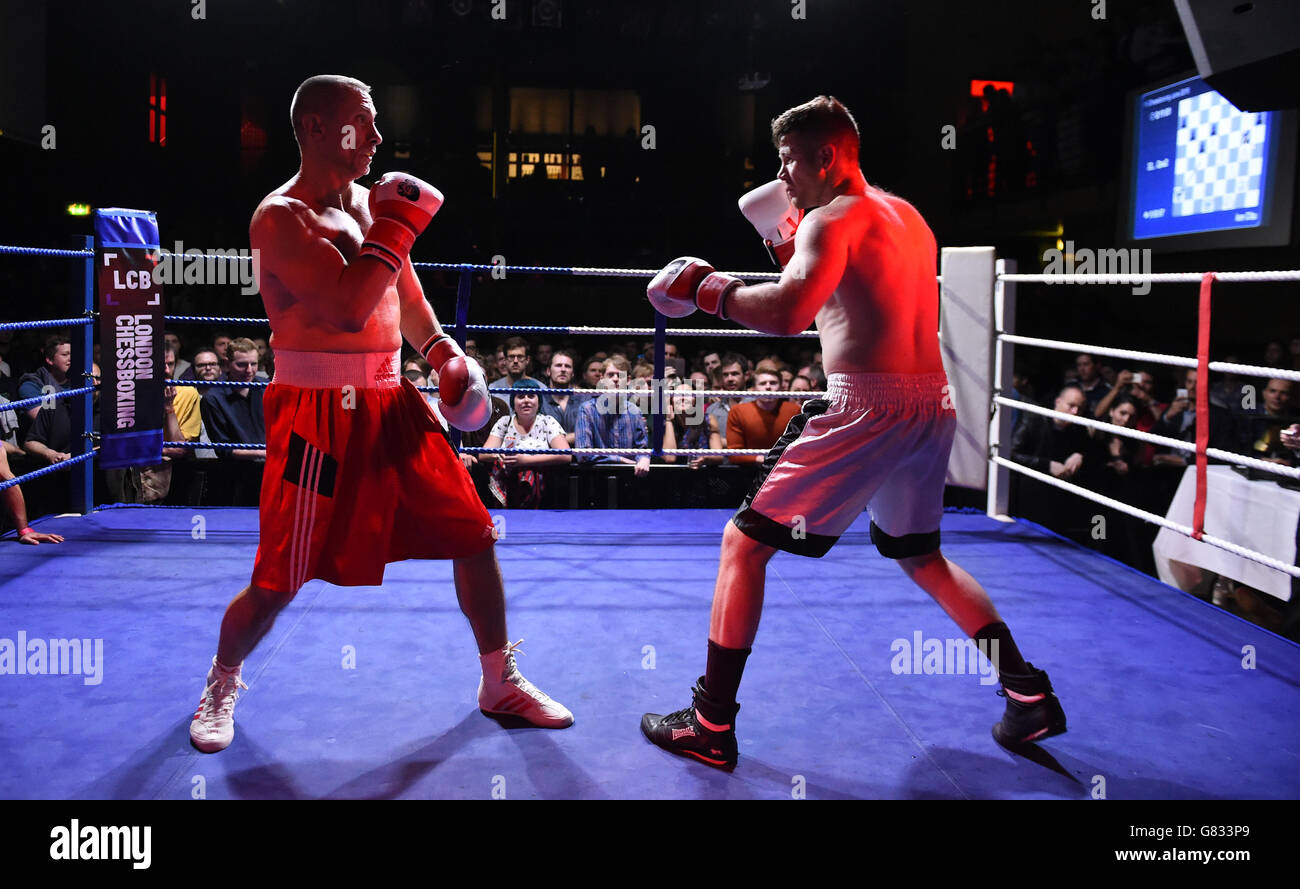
[0,330,273,526]
[412,334,829,509]
[1008,347,1300,635]
[0,328,829,532]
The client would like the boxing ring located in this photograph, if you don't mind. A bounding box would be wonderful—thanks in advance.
[2,237,1299,800]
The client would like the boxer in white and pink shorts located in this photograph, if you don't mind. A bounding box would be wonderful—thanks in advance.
[639,96,1066,768]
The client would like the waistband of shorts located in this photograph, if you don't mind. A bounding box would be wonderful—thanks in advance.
[825,372,950,410]
[271,349,403,389]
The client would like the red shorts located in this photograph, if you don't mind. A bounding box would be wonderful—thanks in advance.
[250,349,496,593]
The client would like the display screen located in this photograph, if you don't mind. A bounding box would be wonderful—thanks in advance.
[1129,75,1281,241]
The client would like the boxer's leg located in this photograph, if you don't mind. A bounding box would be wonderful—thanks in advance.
[897,549,1002,637]
[215,583,297,666]
[639,525,774,766]
[898,548,1036,683]
[899,548,1066,746]
[456,542,573,728]
[193,582,292,753]
[452,543,508,655]
[708,521,777,649]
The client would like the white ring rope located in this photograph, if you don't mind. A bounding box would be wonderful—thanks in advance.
[991,455,1300,579]
[516,325,821,338]
[999,334,1300,383]
[994,396,1300,480]
[998,333,1196,369]
[465,447,769,456]
[998,270,1300,284]
[484,388,827,399]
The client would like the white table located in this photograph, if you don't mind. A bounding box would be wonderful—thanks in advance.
[1153,465,1299,601]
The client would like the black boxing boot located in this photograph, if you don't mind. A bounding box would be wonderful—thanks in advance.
[992,663,1067,748]
[641,677,739,769]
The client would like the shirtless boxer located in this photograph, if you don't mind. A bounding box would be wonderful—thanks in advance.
[641,96,1064,768]
[189,75,571,753]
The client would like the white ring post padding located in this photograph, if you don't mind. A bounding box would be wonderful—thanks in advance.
[993,395,1300,481]
[987,257,1016,517]
[997,270,1300,284]
[991,455,1300,579]
[940,247,997,491]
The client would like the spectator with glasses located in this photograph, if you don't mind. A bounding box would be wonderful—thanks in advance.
[489,336,543,391]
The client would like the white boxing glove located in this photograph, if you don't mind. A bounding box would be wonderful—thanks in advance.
[738,180,801,268]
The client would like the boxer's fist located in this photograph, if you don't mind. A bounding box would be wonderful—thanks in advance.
[648,257,742,320]
[361,173,445,273]
[422,334,492,431]
[739,180,801,268]
[647,257,714,318]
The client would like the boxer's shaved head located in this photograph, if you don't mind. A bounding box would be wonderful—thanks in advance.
[290,74,372,146]
[771,95,860,162]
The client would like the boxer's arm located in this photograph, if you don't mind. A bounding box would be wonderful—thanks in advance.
[724,212,847,337]
[396,255,442,352]
[251,201,395,334]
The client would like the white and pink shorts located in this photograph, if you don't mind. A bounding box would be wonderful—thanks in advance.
[732,372,956,558]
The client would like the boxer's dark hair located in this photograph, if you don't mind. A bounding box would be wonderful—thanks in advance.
[771,96,860,159]
[42,335,70,360]
[290,75,372,145]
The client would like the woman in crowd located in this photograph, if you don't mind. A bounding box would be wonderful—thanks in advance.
[480,378,570,507]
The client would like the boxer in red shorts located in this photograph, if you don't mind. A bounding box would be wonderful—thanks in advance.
[640,96,1066,768]
[190,75,572,753]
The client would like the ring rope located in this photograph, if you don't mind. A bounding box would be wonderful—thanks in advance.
[1000,333,1300,382]
[1,384,99,414]
[161,315,820,338]
[998,270,1300,284]
[999,334,1197,369]
[0,317,96,333]
[994,395,1300,480]
[0,450,97,494]
[162,440,770,456]
[0,245,94,259]
[991,455,1300,579]
[165,379,826,399]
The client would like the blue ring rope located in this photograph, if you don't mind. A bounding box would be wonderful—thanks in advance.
[0,450,97,493]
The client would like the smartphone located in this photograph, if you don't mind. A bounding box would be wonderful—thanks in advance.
[1176,388,1188,399]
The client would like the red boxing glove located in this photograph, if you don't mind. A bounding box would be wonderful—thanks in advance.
[647,257,741,320]
[422,333,492,431]
[646,257,713,318]
[361,172,445,273]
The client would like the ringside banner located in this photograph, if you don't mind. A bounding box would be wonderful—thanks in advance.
[94,208,164,469]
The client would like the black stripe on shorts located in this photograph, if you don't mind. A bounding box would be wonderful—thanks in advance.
[731,398,837,558]
[869,521,941,559]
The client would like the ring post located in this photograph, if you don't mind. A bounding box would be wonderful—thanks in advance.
[652,310,666,456]
[987,257,1016,519]
[451,265,473,450]
[74,234,94,515]
[937,247,998,506]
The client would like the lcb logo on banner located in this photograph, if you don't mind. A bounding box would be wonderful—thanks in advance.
[95,208,165,470]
